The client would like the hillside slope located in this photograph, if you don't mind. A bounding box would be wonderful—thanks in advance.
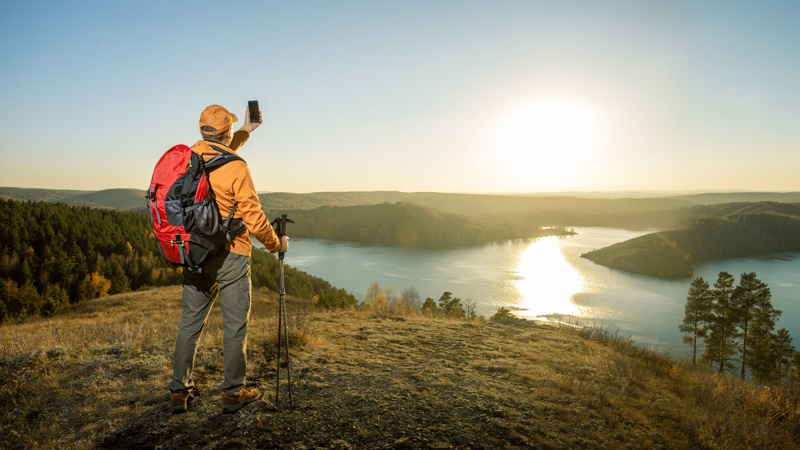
[2,287,797,449]
[582,212,800,279]
[284,202,572,248]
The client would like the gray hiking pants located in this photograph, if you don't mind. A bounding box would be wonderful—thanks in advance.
[169,250,252,396]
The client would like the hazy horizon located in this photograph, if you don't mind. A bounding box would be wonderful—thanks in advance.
[2,1,799,193]
[3,185,800,199]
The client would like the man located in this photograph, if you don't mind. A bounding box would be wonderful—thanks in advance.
[168,104,289,414]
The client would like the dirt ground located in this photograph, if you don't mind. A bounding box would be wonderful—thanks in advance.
[94,306,692,449]
[6,287,796,449]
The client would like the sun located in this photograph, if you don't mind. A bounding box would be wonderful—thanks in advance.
[492,98,600,190]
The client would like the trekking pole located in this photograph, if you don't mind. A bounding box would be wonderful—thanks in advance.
[271,214,294,410]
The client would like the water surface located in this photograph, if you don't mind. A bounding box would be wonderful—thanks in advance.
[261,228,799,357]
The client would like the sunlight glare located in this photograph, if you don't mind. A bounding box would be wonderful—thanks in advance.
[492,98,599,189]
[513,237,582,317]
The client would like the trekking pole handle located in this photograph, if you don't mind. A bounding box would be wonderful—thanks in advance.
[271,214,294,260]
[270,214,294,238]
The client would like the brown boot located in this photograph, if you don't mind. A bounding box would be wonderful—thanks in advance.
[222,388,262,414]
[169,390,193,414]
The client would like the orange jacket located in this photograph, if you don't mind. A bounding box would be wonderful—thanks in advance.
[191,130,280,256]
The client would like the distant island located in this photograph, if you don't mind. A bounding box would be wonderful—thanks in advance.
[581,209,800,279]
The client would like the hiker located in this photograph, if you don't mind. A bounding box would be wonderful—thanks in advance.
[168,104,289,414]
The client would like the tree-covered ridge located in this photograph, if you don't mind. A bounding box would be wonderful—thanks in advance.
[0,199,356,322]
[263,192,693,218]
[581,212,800,279]
[284,202,573,248]
[5,187,800,232]
[486,201,800,230]
[0,187,145,210]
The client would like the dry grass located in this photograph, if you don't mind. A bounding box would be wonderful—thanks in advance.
[1,286,798,449]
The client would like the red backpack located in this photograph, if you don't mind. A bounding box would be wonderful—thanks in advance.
[146,144,245,272]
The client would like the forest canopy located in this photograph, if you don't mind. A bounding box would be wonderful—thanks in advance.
[0,199,356,322]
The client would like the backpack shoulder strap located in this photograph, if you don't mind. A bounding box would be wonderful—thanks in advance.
[205,144,245,170]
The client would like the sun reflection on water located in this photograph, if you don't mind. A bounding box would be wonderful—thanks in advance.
[513,237,582,317]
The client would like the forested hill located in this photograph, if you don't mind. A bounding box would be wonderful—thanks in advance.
[672,192,800,205]
[582,212,800,279]
[5,187,800,231]
[262,192,693,218]
[478,201,800,230]
[1,187,693,217]
[283,202,573,248]
[0,187,145,210]
[0,199,356,322]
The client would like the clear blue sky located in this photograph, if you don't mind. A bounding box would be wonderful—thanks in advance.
[1,0,798,193]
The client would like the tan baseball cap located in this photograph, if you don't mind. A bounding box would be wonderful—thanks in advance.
[199,104,238,135]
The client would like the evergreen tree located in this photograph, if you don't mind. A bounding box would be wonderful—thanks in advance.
[0,279,18,321]
[437,291,453,311]
[438,291,465,318]
[747,297,782,382]
[491,306,516,322]
[702,272,739,374]
[41,284,68,317]
[772,328,794,384]
[679,277,712,366]
[12,282,40,321]
[732,272,771,380]
[107,260,130,295]
[421,297,438,314]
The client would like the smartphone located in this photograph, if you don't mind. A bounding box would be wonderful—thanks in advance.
[248,100,261,123]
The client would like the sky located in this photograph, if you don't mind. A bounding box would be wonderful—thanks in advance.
[1,0,798,194]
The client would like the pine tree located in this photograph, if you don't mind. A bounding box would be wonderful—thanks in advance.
[679,277,712,366]
[732,272,771,380]
[772,328,794,383]
[702,272,739,374]
[437,292,465,318]
[107,260,130,295]
[41,284,69,317]
[421,297,438,314]
[747,297,782,382]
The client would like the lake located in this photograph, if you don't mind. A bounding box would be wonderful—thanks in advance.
[259,228,799,358]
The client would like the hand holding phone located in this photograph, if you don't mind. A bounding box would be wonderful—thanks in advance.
[248,100,262,123]
[240,101,262,133]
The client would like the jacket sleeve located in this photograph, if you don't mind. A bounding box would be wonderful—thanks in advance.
[229,130,250,152]
[232,164,281,252]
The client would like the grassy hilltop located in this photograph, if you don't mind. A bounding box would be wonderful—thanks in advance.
[2,287,798,449]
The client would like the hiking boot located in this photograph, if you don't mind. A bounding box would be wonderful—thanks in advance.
[222,387,262,414]
[169,390,193,414]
